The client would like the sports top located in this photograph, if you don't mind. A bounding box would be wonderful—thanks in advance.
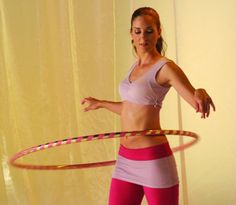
[119,57,172,108]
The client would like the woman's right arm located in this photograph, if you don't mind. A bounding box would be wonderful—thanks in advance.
[81,97,122,115]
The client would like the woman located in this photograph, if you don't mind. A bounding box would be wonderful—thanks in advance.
[81,7,215,205]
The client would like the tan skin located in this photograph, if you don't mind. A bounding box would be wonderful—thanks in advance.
[81,15,215,149]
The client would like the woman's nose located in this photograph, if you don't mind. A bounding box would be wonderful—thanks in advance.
[140,32,147,39]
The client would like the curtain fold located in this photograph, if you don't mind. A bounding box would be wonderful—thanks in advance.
[0,1,118,204]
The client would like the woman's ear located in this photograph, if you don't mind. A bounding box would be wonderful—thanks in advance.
[130,29,133,37]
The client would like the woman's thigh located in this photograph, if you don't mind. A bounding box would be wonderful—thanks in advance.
[144,184,179,205]
[108,178,144,205]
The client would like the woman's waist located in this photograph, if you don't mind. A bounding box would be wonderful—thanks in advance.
[120,102,163,148]
[120,116,164,148]
[120,134,168,149]
[120,120,161,132]
[121,113,161,129]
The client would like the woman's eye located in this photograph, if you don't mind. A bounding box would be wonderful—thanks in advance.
[134,29,153,34]
[146,29,153,33]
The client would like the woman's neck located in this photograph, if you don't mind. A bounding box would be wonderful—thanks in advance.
[137,50,161,66]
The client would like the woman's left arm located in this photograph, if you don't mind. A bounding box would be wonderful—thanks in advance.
[158,62,216,118]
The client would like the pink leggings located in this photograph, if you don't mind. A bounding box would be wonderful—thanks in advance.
[109,178,179,205]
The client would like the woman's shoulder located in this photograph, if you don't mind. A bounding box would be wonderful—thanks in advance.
[158,56,180,72]
[152,56,176,72]
[160,56,175,64]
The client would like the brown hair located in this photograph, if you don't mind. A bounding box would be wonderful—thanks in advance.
[130,7,166,55]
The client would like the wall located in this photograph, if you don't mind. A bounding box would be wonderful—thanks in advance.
[0,0,235,204]
[175,0,236,204]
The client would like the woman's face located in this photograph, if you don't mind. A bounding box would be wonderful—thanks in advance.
[131,15,160,54]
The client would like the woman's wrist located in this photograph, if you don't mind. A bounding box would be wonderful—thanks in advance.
[195,88,204,92]
[194,88,206,96]
[98,100,106,109]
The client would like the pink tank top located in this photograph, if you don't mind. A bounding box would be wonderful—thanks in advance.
[119,57,172,107]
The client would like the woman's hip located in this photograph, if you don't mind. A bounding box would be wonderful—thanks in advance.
[112,143,179,188]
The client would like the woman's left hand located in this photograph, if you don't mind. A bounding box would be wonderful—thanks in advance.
[194,88,216,118]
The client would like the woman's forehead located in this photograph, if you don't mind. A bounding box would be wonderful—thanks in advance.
[132,15,156,25]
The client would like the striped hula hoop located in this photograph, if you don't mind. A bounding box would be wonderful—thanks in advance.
[9,129,199,170]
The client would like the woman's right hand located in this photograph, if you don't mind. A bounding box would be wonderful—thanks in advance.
[194,88,216,118]
[81,97,103,112]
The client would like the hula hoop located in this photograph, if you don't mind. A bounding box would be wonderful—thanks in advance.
[9,129,199,170]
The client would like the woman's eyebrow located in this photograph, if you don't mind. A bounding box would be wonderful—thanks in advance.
[133,26,153,29]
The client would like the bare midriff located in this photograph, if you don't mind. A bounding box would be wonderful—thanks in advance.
[120,101,168,148]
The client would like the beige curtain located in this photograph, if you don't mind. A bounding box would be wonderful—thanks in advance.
[1,0,236,205]
[0,1,119,204]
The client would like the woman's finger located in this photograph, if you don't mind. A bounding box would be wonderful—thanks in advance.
[81,98,86,104]
[206,102,210,117]
[210,99,216,111]
[197,101,205,118]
